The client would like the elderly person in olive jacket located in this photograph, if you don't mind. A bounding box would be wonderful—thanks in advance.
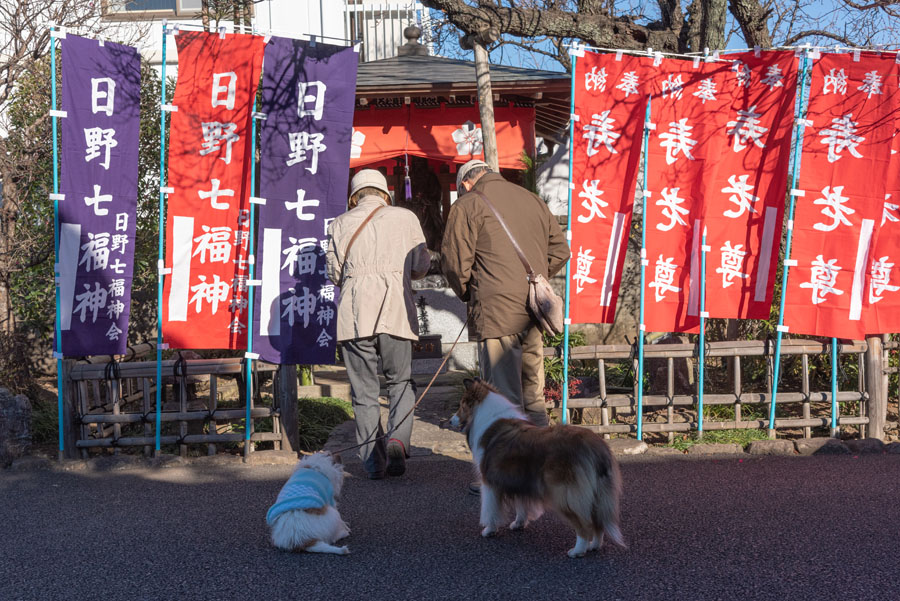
[442,160,570,428]
[326,169,431,480]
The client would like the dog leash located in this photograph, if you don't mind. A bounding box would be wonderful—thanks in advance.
[328,314,471,456]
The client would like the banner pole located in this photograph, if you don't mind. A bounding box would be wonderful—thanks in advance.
[636,95,652,441]
[769,50,810,434]
[698,226,708,435]
[155,22,169,456]
[50,27,64,461]
[244,98,260,461]
[830,338,838,436]
[561,50,578,425]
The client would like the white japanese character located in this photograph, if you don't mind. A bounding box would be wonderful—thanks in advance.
[84,184,112,217]
[286,131,327,174]
[105,323,123,341]
[692,77,717,104]
[659,118,697,165]
[109,259,126,275]
[115,213,128,232]
[108,279,125,297]
[655,187,689,231]
[198,178,234,210]
[84,128,118,170]
[199,121,239,164]
[716,242,749,288]
[192,225,233,264]
[726,106,768,152]
[79,232,110,272]
[91,77,116,116]
[229,295,248,312]
[229,317,246,333]
[661,74,684,99]
[316,305,335,326]
[584,66,608,92]
[813,185,855,231]
[819,114,865,163]
[649,255,681,302]
[281,236,318,276]
[73,282,107,323]
[577,179,608,222]
[883,195,900,226]
[298,81,326,120]
[211,72,237,110]
[615,71,640,97]
[799,255,844,304]
[823,68,848,95]
[285,189,320,221]
[858,70,883,98]
[721,174,759,218]
[319,284,335,302]
[731,60,751,87]
[761,64,784,89]
[572,246,598,294]
[189,274,230,314]
[106,299,125,320]
[316,328,333,347]
[582,110,620,156]
[282,286,316,328]
[111,234,129,254]
[870,256,900,303]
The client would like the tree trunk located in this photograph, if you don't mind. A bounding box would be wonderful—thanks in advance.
[201,0,210,32]
[701,0,727,51]
[473,40,499,172]
[729,0,773,49]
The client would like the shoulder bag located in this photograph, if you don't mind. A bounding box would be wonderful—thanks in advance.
[472,190,564,336]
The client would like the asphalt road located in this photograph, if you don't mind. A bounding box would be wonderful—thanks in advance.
[2,453,899,601]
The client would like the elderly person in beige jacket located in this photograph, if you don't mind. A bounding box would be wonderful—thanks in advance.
[326,169,431,479]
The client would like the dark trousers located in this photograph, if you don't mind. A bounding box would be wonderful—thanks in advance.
[342,334,416,475]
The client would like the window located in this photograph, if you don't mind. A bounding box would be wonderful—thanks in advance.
[102,0,203,20]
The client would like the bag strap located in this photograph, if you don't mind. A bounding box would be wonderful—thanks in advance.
[339,204,385,286]
[471,189,536,277]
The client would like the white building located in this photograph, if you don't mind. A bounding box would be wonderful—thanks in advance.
[100,0,429,65]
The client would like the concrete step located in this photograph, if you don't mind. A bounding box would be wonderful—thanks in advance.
[299,370,467,403]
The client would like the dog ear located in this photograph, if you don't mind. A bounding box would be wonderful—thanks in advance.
[333,453,343,465]
[463,378,475,390]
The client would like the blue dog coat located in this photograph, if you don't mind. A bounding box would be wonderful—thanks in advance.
[266,468,336,526]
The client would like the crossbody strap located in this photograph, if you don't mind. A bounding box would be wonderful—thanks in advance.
[472,189,536,278]
[339,204,385,286]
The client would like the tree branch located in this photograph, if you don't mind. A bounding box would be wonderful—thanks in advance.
[782,29,857,46]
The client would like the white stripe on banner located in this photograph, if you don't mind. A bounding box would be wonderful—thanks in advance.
[850,218,875,321]
[600,212,627,307]
[58,222,81,331]
[168,216,194,322]
[261,228,282,336]
[754,207,778,303]
[687,219,701,317]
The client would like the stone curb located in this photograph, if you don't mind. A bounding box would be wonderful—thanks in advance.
[607,439,648,456]
[794,437,851,455]
[5,450,301,473]
[686,443,745,455]
[844,438,885,454]
[747,440,795,456]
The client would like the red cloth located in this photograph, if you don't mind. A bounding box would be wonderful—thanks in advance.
[785,52,900,338]
[162,31,264,349]
[349,105,534,170]
[569,51,647,324]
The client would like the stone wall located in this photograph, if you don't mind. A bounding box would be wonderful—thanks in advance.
[0,387,32,466]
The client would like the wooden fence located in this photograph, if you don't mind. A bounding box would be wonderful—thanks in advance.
[552,336,893,442]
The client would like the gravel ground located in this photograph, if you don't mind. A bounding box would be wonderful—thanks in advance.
[2,453,900,601]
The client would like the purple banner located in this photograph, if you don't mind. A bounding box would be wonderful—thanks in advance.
[253,37,358,364]
[58,35,140,356]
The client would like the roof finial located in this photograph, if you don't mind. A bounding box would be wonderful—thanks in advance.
[398,24,428,56]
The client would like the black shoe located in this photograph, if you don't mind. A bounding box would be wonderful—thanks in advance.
[386,439,407,477]
[367,470,385,480]
[468,481,481,496]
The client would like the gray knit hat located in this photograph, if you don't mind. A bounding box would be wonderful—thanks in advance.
[349,168,390,197]
[456,159,490,190]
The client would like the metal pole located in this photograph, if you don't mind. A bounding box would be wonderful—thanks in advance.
[560,50,577,425]
[769,50,810,434]
[51,27,64,461]
[698,226,708,435]
[831,338,838,436]
[636,96,652,441]
[156,22,169,455]
[244,99,260,462]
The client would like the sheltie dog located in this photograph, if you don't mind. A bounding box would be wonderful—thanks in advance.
[450,379,624,558]
[266,452,352,555]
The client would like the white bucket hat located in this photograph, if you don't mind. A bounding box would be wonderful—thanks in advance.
[350,168,390,198]
[456,159,490,191]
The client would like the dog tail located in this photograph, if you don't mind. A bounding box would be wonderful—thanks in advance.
[590,441,626,549]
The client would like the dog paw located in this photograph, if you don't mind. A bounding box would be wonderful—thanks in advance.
[567,547,586,558]
[481,526,497,538]
[339,546,350,555]
[509,519,526,531]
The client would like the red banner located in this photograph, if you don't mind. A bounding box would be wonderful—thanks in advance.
[162,31,264,349]
[868,113,900,334]
[350,105,534,170]
[643,57,736,333]
[785,52,900,339]
[704,51,797,320]
[569,51,647,323]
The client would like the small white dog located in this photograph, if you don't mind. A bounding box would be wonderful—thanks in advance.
[266,452,351,554]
